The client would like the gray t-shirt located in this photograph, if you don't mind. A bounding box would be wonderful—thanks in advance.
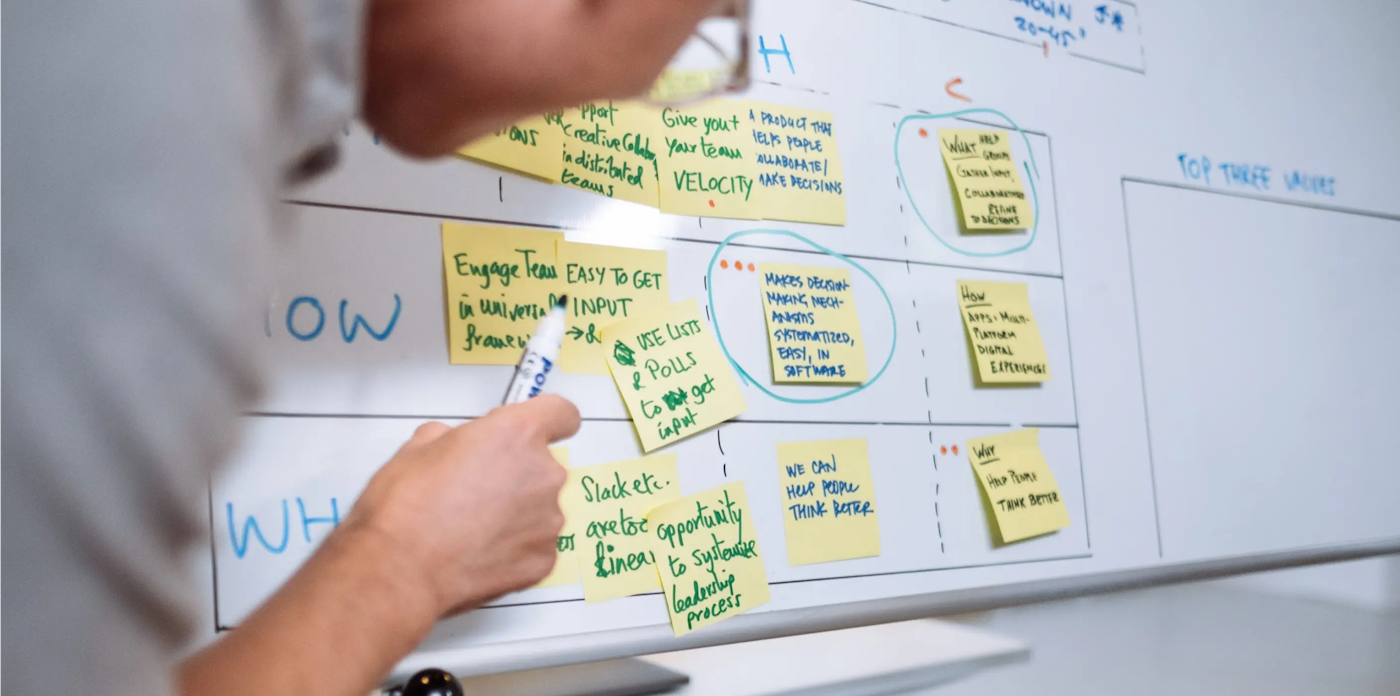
[3,0,363,692]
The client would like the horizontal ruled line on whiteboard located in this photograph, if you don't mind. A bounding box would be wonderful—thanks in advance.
[472,552,1095,611]
[242,411,1041,430]
[281,199,1068,280]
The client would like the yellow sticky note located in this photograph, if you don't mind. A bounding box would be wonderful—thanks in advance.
[655,100,762,220]
[458,113,564,181]
[558,101,662,208]
[535,448,580,588]
[571,454,681,602]
[649,68,724,103]
[966,429,1070,544]
[956,280,1050,384]
[759,263,867,384]
[647,482,770,636]
[937,128,1033,231]
[558,241,671,375]
[441,223,563,365]
[602,299,747,452]
[748,104,846,225]
[777,439,880,565]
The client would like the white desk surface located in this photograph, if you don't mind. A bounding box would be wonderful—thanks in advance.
[639,619,1029,696]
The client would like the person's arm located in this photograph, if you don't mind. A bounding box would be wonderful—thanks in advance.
[178,396,581,696]
[362,0,717,157]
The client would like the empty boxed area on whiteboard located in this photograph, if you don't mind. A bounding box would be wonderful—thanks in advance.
[1124,181,1400,559]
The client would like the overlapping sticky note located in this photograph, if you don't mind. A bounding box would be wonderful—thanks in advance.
[937,128,1033,231]
[535,448,580,588]
[956,280,1050,384]
[558,102,663,207]
[966,429,1069,544]
[602,299,746,452]
[558,241,669,374]
[441,223,563,365]
[777,439,880,565]
[656,100,762,220]
[571,454,681,602]
[458,113,565,181]
[759,263,867,384]
[647,482,770,636]
[748,104,845,225]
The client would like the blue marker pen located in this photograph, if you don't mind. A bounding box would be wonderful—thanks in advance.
[501,295,568,404]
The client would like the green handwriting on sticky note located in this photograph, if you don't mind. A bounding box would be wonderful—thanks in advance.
[656,100,763,220]
[748,104,846,225]
[937,128,1033,231]
[967,429,1069,544]
[535,447,580,588]
[569,454,681,603]
[558,101,662,208]
[777,439,880,566]
[458,113,565,181]
[759,262,867,384]
[956,280,1050,384]
[647,482,770,636]
[557,241,670,375]
[602,299,746,452]
[441,223,563,365]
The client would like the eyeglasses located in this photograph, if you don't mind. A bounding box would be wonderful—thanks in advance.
[644,0,751,106]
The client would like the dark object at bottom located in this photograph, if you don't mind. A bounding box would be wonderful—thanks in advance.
[401,668,464,696]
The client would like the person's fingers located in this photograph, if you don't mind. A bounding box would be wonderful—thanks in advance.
[408,421,453,445]
[509,395,582,444]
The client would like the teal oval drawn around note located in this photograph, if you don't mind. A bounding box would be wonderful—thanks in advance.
[894,108,1041,258]
[706,229,897,404]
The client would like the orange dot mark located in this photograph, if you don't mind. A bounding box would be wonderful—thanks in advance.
[734,262,744,273]
[708,200,716,207]
[918,128,928,138]
[720,260,729,269]
[952,445,960,455]
[747,263,755,272]
[940,446,947,454]
[1043,41,1049,57]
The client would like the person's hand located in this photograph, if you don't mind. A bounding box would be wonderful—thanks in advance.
[342,395,581,617]
[362,0,716,157]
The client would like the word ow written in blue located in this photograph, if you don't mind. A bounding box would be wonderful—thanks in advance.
[227,498,341,558]
[284,294,402,342]
[1177,153,1336,197]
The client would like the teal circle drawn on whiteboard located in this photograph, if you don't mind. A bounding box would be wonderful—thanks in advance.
[706,229,897,404]
[894,108,1042,258]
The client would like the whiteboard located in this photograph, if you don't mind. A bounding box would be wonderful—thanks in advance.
[201,0,1400,679]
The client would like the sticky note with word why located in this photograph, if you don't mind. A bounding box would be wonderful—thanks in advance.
[967,428,1070,544]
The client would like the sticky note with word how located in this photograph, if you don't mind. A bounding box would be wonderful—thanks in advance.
[558,101,662,208]
[937,128,1033,231]
[967,429,1069,544]
[602,299,746,452]
[458,113,564,181]
[534,447,580,588]
[656,100,762,220]
[760,262,867,384]
[441,223,563,365]
[956,280,1050,384]
[777,439,880,566]
[647,482,770,636]
[748,104,846,225]
[558,241,670,375]
[570,454,681,603]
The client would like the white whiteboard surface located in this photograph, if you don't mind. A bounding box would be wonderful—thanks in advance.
[202,0,1400,678]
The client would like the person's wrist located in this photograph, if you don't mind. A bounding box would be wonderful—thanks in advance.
[330,514,447,631]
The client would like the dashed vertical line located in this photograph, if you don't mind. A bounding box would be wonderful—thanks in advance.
[915,320,921,333]
[704,304,711,322]
[924,377,930,397]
